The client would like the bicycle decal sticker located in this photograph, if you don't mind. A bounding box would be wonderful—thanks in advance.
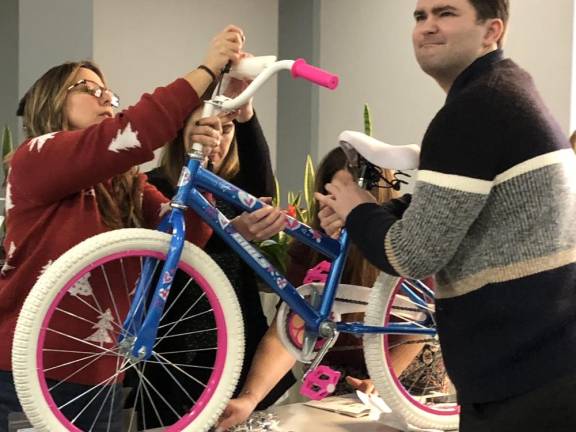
[218,182,234,193]
[312,231,322,243]
[286,217,301,230]
[177,166,191,186]
[162,269,175,285]
[217,212,230,229]
[231,232,269,267]
[158,288,170,301]
[238,191,256,208]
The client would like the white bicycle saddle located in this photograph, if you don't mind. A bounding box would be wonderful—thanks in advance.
[338,130,420,170]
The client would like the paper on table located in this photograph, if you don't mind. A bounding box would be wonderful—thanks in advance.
[304,394,372,418]
[356,390,457,432]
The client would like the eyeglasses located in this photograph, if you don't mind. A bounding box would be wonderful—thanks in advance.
[66,79,120,108]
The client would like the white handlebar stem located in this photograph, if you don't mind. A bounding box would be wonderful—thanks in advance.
[191,60,295,156]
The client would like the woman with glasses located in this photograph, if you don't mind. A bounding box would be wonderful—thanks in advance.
[0,25,284,431]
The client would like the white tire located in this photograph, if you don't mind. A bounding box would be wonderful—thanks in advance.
[363,273,459,430]
[12,228,244,432]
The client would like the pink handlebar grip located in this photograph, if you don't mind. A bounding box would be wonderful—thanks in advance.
[291,59,339,90]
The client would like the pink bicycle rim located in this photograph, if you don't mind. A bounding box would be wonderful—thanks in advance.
[36,249,229,430]
[384,278,459,416]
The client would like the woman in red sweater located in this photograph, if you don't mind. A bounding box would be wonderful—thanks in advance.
[0,25,284,431]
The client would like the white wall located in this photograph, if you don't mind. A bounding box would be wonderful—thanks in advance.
[506,0,573,134]
[93,0,279,171]
[318,0,574,160]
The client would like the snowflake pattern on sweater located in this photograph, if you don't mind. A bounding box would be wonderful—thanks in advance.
[28,132,57,152]
[69,272,94,297]
[108,123,141,153]
[1,242,16,275]
[85,308,114,345]
[5,181,13,213]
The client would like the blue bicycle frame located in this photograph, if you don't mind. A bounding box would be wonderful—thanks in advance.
[123,155,435,359]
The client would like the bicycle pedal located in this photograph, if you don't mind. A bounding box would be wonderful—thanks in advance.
[300,365,341,400]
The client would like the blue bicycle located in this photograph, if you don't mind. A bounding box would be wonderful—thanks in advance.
[12,57,458,431]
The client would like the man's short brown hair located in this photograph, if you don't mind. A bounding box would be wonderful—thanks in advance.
[468,0,510,47]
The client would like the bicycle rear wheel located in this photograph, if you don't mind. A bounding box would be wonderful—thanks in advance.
[12,228,244,431]
[363,273,459,430]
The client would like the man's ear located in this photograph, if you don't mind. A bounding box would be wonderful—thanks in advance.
[484,18,505,48]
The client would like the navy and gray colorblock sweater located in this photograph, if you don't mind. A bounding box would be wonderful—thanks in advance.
[347,50,576,404]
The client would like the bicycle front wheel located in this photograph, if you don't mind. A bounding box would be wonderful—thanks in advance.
[363,273,459,430]
[12,228,244,432]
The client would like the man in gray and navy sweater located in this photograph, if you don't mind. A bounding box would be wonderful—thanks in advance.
[317,1,576,431]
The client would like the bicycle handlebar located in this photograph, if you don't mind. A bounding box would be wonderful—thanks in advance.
[291,58,339,89]
[193,57,339,154]
[219,58,339,111]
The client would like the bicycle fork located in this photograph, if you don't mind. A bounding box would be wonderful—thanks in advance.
[119,208,187,361]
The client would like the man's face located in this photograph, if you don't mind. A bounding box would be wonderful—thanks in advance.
[412,0,496,87]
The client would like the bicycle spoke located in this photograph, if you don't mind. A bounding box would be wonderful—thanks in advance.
[153,351,209,389]
[120,258,132,302]
[156,292,206,332]
[150,351,196,405]
[59,358,132,414]
[131,363,181,421]
[43,348,119,356]
[129,362,147,432]
[86,375,116,432]
[154,296,209,348]
[157,308,213,331]
[156,327,217,340]
[105,353,123,432]
[99,264,123,332]
[45,328,121,357]
[159,275,196,322]
[43,350,112,373]
[143,360,213,370]
[54,307,131,340]
[157,347,217,356]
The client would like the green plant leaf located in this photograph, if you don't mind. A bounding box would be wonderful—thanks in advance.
[295,206,306,224]
[364,104,372,137]
[304,154,315,213]
[256,241,289,274]
[2,126,13,164]
[272,174,281,208]
[289,191,301,207]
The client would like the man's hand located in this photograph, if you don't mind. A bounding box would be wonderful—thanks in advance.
[315,179,376,228]
[215,394,259,431]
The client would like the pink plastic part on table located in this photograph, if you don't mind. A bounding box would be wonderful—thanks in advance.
[300,365,342,400]
[291,59,339,90]
[303,260,331,284]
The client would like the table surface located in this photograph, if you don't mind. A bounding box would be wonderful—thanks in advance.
[268,402,402,432]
